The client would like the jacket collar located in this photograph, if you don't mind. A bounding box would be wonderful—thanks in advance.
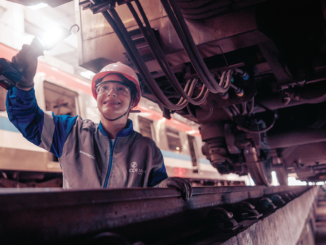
[99,119,134,139]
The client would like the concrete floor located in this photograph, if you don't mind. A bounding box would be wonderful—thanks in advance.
[316,195,326,244]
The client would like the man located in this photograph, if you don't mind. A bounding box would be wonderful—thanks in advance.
[6,44,192,200]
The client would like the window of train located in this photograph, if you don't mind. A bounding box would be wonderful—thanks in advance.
[44,81,78,117]
[138,116,155,140]
[44,81,79,161]
[187,135,199,173]
[166,127,182,152]
[0,86,6,111]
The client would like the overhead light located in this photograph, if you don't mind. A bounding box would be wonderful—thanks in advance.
[29,3,48,10]
[287,177,307,186]
[186,130,197,135]
[80,70,95,80]
[271,171,279,186]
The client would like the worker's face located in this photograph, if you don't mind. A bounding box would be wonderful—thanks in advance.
[96,74,132,120]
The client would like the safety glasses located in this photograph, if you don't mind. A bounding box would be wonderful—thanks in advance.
[96,81,131,96]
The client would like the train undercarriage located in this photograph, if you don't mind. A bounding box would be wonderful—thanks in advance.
[71,0,326,185]
[8,0,326,185]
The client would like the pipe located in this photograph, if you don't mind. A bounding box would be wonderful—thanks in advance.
[254,82,326,114]
[299,94,326,104]
[268,126,326,149]
[254,93,325,114]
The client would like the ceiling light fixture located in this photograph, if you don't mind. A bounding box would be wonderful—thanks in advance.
[28,3,48,10]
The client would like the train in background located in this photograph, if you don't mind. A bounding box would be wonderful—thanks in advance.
[0,43,250,187]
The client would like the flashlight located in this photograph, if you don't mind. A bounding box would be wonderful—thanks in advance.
[0,24,79,90]
[37,24,79,50]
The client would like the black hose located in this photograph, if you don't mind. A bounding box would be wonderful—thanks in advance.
[188,101,215,121]
[187,103,196,118]
[177,79,210,106]
[237,103,276,134]
[181,83,210,107]
[241,102,247,115]
[161,0,216,93]
[129,1,209,106]
[223,106,234,118]
[218,70,232,91]
[129,2,183,99]
[128,2,177,93]
[247,97,254,115]
[228,106,236,117]
[196,84,210,100]
[102,12,166,108]
[231,104,240,115]
[167,0,228,93]
[101,12,154,95]
[200,104,215,121]
[161,0,228,94]
[106,9,186,110]
[177,79,195,106]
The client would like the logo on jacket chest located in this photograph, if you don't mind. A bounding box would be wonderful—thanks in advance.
[129,162,146,175]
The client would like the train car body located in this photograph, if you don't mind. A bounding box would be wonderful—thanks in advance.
[0,43,249,187]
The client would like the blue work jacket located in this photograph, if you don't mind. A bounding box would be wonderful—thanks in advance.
[6,87,168,188]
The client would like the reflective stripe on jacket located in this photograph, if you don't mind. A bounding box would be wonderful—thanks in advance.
[6,87,168,188]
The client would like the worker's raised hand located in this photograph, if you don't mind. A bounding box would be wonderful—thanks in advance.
[11,39,43,89]
[158,177,193,201]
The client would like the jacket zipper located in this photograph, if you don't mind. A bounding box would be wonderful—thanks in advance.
[103,138,117,188]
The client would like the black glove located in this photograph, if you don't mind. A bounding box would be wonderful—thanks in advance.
[11,39,43,89]
[158,177,193,201]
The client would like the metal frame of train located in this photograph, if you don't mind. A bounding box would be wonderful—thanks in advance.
[0,42,250,187]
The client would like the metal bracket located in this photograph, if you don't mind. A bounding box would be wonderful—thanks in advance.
[257,197,277,215]
[80,0,116,14]
[207,207,243,232]
[270,194,286,207]
[237,201,263,220]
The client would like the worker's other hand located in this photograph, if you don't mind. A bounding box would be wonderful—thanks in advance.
[11,39,43,89]
[158,177,193,201]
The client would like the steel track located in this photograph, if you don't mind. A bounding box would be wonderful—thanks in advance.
[0,186,311,244]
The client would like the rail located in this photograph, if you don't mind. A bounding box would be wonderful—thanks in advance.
[0,185,315,244]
